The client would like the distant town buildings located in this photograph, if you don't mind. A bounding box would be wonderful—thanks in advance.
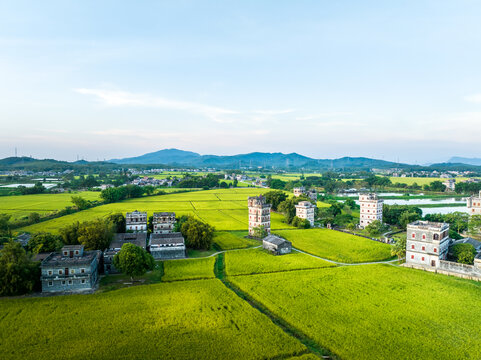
[103,233,148,274]
[467,191,481,215]
[295,201,316,226]
[359,193,383,228]
[263,235,292,255]
[126,211,148,232]
[442,178,456,191]
[248,196,271,236]
[406,221,450,267]
[149,233,186,260]
[293,187,305,197]
[40,245,101,293]
[153,212,176,234]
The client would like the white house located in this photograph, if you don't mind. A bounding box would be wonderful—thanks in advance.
[359,193,383,228]
[406,221,450,267]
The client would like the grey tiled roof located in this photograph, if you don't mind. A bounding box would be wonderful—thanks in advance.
[150,232,185,246]
[263,235,290,246]
[108,233,147,250]
[41,250,100,267]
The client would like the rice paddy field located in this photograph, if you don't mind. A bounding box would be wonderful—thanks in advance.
[16,188,302,233]
[212,231,258,250]
[229,265,481,360]
[0,191,101,220]
[275,229,392,263]
[388,176,472,186]
[0,279,307,360]
[162,257,216,281]
[224,247,335,276]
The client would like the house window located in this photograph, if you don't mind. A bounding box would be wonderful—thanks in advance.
[411,245,415,249]
[75,250,79,255]
[422,234,426,240]
[63,251,68,256]
[59,269,63,275]
[422,257,425,261]
[434,248,437,253]
[68,280,73,285]
[422,246,425,251]
[48,281,53,286]
[412,233,416,238]
[48,270,53,275]
[81,268,85,274]
[81,279,86,284]
[62,280,66,285]
[71,269,75,274]
[411,255,414,259]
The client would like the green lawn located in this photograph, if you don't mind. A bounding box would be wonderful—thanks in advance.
[18,188,295,234]
[224,247,335,276]
[162,257,216,281]
[275,228,392,263]
[229,265,481,360]
[0,279,307,360]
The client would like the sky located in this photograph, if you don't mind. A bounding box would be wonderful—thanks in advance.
[1,0,481,164]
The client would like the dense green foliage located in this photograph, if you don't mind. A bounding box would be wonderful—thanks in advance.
[224,248,334,275]
[113,243,155,278]
[229,265,481,360]
[0,241,39,296]
[70,195,92,210]
[0,279,306,360]
[27,232,62,254]
[162,257,215,281]
[276,229,392,263]
[450,243,477,264]
[263,190,288,211]
[179,216,215,250]
[100,185,146,203]
[383,204,422,226]
[59,218,113,250]
[177,174,220,189]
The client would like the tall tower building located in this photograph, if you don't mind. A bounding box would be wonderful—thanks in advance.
[359,193,383,228]
[248,196,271,236]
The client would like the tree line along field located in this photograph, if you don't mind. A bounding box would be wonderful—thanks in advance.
[0,279,308,360]
[16,188,319,234]
[0,191,101,221]
[229,265,481,360]
[275,229,393,263]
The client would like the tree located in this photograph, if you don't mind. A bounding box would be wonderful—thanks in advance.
[59,221,80,245]
[0,241,40,296]
[391,236,406,261]
[292,216,311,229]
[0,214,12,238]
[113,243,155,280]
[399,211,421,229]
[27,232,62,254]
[344,198,359,210]
[264,190,288,211]
[107,213,126,233]
[28,212,41,224]
[450,243,476,264]
[77,219,114,251]
[71,196,91,210]
[251,225,268,239]
[180,217,215,250]
[233,179,238,187]
[468,215,481,236]
[365,220,386,236]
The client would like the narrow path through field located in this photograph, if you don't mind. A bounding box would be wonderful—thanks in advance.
[291,248,400,266]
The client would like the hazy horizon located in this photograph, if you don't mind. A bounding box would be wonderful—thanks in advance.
[2,1,481,163]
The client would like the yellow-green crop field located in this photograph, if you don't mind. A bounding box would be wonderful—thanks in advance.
[224,247,334,275]
[229,265,481,360]
[0,279,307,360]
[17,189,295,233]
[0,191,101,220]
[387,176,474,186]
[162,257,216,281]
[275,229,392,263]
[212,231,258,250]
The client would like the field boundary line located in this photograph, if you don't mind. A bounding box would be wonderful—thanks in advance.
[292,248,399,266]
[214,253,338,360]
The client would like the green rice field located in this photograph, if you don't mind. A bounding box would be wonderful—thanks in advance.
[229,265,481,360]
[212,231,258,250]
[162,257,216,281]
[275,228,392,263]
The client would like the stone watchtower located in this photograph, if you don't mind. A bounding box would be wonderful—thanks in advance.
[359,193,383,228]
[248,196,271,236]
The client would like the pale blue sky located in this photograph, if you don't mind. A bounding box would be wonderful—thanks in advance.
[1,0,481,163]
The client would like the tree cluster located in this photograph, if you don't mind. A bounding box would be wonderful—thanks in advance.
[100,185,146,203]
[113,243,155,280]
[178,216,215,250]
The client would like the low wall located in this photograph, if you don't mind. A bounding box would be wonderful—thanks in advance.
[403,261,481,282]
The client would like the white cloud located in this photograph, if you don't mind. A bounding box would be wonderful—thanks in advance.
[295,112,353,121]
[464,94,481,103]
[75,88,239,123]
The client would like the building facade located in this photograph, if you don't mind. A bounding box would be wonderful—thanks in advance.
[103,233,148,274]
[153,212,176,234]
[41,245,101,293]
[442,178,456,191]
[406,221,450,267]
[248,196,271,236]
[467,191,481,215]
[263,235,292,255]
[359,193,383,228]
[295,201,316,226]
[149,233,186,260]
[126,210,148,232]
[293,187,305,197]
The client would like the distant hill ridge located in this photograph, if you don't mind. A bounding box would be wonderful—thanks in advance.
[448,156,481,166]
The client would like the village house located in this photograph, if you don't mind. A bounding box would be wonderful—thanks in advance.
[293,187,305,197]
[359,193,383,228]
[451,237,481,253]
[295,201,316,226]
[103,233,148,274]
[263,234,292,255]
[442,178,456,191]
[248,196,271,235]
[126,210,148,232]
[40,245,101,293]
[406,221,450,267]
[149,232,186,260]
[467,191,481,215]
[153,212,176,234]
[306,189,318,201]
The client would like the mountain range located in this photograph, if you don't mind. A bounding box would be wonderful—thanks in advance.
[448,156,481,166]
